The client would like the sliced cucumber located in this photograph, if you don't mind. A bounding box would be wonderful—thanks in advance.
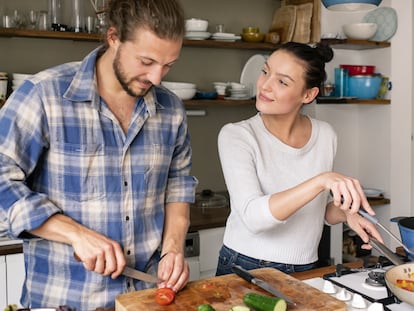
[243,292,287,311]
[198,304,217,311]
[229,306,251,311]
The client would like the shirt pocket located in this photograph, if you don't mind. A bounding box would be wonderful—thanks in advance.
[50,142,106,202]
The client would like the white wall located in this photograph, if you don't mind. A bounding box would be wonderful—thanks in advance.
[315,0,414,262]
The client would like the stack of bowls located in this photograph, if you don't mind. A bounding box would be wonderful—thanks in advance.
[13,73,33,91]
[185,18,210,40]
[340,65,382,99]
[213,82,228,99]
[161,81,197,100]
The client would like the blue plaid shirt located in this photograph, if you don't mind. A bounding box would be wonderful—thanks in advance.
[0,46,197,310]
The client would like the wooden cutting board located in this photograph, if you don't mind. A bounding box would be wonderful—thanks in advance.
[115,267,346,310]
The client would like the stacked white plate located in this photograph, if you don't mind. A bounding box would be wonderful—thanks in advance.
[211,32,241,42]
[225,82,251,100]
[13,73,33,90]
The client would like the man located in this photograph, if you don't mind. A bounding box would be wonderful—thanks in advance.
[0,0,197,309]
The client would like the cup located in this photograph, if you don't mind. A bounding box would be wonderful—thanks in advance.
[85,16,95,33]
[377,76,392,99]
[334,68,349,97]
[216,24,225,33]
[3,15,12,28]
[37,11,48,30]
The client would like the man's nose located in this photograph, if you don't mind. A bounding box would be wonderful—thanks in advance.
[147,66,164,86]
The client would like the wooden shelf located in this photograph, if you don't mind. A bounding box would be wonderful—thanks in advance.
[320,38,391,50]
[0,28,390,51]
[317,97,390,105]
[368,197,390,206]
[184,99,255,107]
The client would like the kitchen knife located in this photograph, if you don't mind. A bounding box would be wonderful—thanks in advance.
[73,252,159,283]
[121,266,159,283]
[232,265,297,306]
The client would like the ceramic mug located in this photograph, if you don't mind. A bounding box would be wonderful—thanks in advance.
[377,76,392,99]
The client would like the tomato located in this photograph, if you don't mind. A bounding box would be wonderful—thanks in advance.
[154,287,176,306]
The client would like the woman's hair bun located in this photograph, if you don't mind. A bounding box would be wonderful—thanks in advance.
[314,43,334,63]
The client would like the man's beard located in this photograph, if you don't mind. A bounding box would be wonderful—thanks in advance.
[113,50,152,97]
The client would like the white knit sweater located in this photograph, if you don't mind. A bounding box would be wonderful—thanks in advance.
[218,113,337,264]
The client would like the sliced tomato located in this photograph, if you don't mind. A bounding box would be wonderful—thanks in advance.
[396,279,414,292]
[155,287,176,306]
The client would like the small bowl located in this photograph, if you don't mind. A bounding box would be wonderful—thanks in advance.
[340,64,375,75]
[241,32,265,42]
[242,26,259,34]
[342,22,378,40]
[185,18,208,32]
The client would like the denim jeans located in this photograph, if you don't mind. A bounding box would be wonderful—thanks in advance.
[215,244,317,276]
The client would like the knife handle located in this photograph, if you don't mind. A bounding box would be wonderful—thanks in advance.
[232,264,254,282]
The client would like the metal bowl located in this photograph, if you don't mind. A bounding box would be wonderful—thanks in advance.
[385,263,414,306]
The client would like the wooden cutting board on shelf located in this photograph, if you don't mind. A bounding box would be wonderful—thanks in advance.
[115,267,346,310]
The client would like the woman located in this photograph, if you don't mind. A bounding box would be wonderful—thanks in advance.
[216,42,382,276]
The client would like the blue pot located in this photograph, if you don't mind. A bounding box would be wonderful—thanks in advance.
[397,217,414,259]
[322,0,382,11]
[348,74,382,99]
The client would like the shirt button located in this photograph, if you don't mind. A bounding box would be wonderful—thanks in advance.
[127,250,131,255]
[124,181,128,186]
[126,216,130,221]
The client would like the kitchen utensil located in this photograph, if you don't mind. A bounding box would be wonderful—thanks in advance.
[116,267,345,310]
[185,18,208,32]
[348,74,382,99]
[232,265,296,305]
[122,266,159,283]
[391,217,414,260]
[362,7,398,42]
[241,32,265,42]
[385,263,414,306]
[342,23,378,40]
[340,65,376,76]
[334,67,349,97]
[269,5,296,43]
[73,253,158,283]
[369,236,404,265]
[358,209,414,257]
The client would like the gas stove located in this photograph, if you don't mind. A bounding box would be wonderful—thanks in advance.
[303,258,414,311]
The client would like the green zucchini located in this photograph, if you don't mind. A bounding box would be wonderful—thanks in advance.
[243,292,287,311]
[198,304,217,311]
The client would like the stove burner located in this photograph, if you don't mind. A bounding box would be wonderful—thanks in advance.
[365,271,385,287]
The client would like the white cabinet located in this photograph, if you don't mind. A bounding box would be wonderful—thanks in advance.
[0,256,7,309]
[199,227,225,279]
[0,253,25,308]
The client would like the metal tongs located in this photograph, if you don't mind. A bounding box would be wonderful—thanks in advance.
[358,209,414,258]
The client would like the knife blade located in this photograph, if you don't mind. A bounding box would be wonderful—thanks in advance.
[121,266,159,283]
[232,265,296,305]
[73,252,159,283]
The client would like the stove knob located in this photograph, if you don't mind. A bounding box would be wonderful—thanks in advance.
[335,288,351,301]
[367,302,384,311]
[351,293,367,309]
[322,280,336,294]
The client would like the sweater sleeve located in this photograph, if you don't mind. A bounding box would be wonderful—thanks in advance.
[218,123,284,234]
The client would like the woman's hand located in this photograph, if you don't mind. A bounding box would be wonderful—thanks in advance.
[345,212,384,248]
[325,172,374,216]
[157,252,189,292]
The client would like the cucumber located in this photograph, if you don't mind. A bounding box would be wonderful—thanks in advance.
[243,292,287,311]
[229,306,250,311]
[198,304,217,311]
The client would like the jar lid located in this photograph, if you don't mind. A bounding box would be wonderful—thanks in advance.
[195,189,228,208]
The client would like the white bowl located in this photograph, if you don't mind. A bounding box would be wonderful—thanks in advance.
[162,81,196,90]
[169,88,196,100]
[342,23,378,40]
[185,18,208,32]
[385,263,414,305]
